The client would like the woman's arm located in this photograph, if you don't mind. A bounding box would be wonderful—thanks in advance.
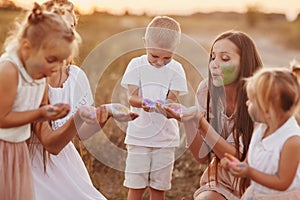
[162,105,237,162]
[183,118,210,163]
[198,119,238,160]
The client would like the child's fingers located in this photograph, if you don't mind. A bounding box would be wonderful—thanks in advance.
[45,103,70,119]
[154,103,167,116]
[129,112,139,120]
[96,106,109,124]
[224,153,238,162]
[164,107,181,120]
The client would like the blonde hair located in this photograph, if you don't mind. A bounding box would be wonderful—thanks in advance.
[42,0,77,27]
[41,0,81,62]
[144,16,181,51]
[291,60,300,123]
[246,67,300,116]
[4,2,76,54]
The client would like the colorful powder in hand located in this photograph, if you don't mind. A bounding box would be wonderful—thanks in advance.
[143,98,156,108]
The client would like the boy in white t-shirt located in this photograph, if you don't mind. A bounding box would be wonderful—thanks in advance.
[121,16,188,200]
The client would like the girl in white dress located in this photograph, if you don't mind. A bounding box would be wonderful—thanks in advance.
[29,1,107,199]
[223,67,300,199]
[0,3,76,200]
[30,1,138,199]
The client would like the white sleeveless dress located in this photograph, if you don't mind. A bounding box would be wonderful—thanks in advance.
[0,50,46,200]
[30,65,107,200]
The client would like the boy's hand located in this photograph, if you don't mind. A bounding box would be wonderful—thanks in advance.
[142,98,155,112]
[41,103,70,120]
[105,103,139,122]
[224,153,248,177]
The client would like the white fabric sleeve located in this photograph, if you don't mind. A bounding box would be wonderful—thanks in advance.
[74,67,94,107]
[169,63,188,95]
[121,58,140,88]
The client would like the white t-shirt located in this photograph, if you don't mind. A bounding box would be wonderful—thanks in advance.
[121,55,188,147]
[0,50,46,142]
[248,116,300,194]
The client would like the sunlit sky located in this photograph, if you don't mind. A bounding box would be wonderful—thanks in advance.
[9,0,300,20]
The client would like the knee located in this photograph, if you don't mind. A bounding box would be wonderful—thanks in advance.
[194,191,226,200]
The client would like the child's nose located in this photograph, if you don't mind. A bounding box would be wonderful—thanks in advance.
[156,59,164,66]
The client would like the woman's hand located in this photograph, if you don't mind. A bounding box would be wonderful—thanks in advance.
[156,102,202,122]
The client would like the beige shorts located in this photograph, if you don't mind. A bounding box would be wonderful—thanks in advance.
[123,145,175,191]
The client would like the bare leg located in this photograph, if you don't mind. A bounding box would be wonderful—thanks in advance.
[149,187,165,200]
[127,188,146,200]
[195,191,227,200]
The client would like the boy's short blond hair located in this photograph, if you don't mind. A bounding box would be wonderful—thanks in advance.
[144,16,181,51]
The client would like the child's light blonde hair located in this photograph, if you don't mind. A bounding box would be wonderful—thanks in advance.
[291,60,300,123]
[4,2,77,54]
[246,67,300,116]
[144,16,181,51]
[41,0,81,62]
[42,0,77,27]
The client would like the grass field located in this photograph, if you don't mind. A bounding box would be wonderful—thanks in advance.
[1,8,300,199]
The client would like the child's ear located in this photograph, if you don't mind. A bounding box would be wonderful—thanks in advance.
[20,39,33,60]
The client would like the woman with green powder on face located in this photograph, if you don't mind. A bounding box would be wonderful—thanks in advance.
[191,31,263,200]
[159,31,263,200]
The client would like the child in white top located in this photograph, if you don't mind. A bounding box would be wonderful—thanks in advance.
[223,67,300,199]
[29,1,107,199]
[30,2,138,199]
[121,16,188,200]
[0,3,77,200]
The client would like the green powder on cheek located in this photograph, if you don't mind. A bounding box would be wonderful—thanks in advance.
[221,65,239,85]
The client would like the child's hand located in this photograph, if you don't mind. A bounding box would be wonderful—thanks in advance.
[95,105,110,126]
[105,103,139,122]
[78,105,98,124]
[41,103,70,120]
[142,98,155,112]
[224,153,248,177]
